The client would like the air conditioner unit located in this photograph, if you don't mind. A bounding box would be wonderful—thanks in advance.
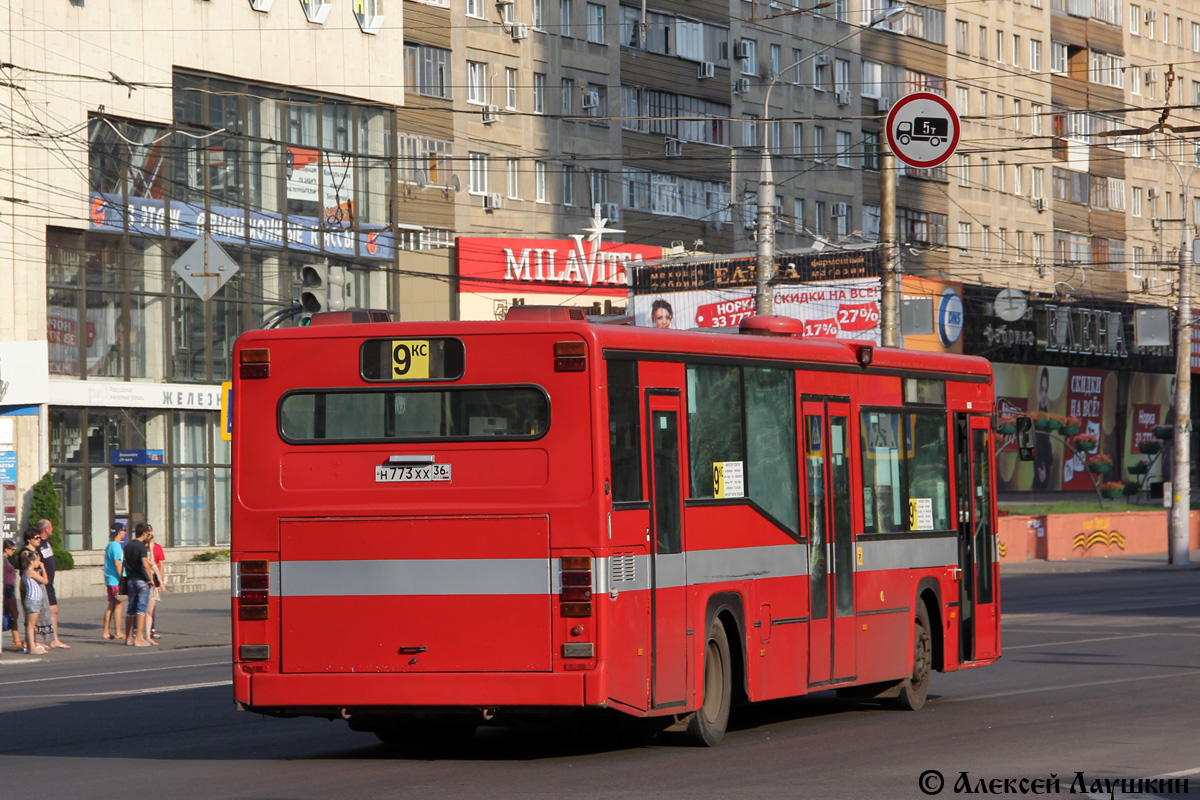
[1145,8,1157,22]
[734,40,751,60]
[496,0,515,5]
[835,90,852,106]
[1145,70,1159,85]
[1148,186,1161,198]
[484,193,503,210]
[832,202,849,217]
[581,90,600,109]
[603,202,621,223]
[1037,261,1047,278]
[1033,197,1046,212]
[814,54,830,67]
[878,97,892,111]
[511,22,529,41]
[733,78,750,95]
[482,104,500,124]
[697,61,716,80]
[665,137,684,156]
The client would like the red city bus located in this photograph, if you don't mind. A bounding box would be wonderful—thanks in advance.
[231,310,1002,746]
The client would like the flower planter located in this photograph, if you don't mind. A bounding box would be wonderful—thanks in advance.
[1073,440,1098,453]
[1034,417,1050,429]
[1061,425,1080,436]
[1138,440,1162,455]
[1123,482,1141,496]
[1153,425,1174,440]
[1086,463,1110,474]
[1102,489,1123,499]
[998,424,1016,435]
[1046,418,1063,431]
[1128,462,1150,475]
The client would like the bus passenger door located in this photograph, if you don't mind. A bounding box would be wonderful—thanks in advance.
[802,398,856,686]
[646,390,688,708]
[955,415,999,662]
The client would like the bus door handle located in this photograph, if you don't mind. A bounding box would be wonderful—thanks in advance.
[399,646,427,654]
[951,567,963,581]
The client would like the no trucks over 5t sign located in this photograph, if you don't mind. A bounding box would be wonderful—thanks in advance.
[885,92,961,169]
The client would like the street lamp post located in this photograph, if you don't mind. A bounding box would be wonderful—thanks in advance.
[1147,138,1196,567]
[754,5,906,315]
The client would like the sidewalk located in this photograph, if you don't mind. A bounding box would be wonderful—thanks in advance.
[1000,547,1200,575]
[0,588,230,662]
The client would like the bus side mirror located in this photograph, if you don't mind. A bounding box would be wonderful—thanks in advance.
[1016,415,1035,461]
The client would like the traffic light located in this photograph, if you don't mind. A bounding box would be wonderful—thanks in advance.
[300,263,349,318]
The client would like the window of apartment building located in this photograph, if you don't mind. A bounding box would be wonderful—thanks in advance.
[792,122,804,156]
[955,20,969,54]
[769,120,782,154]
[742,39,758,76]
[981,226,991,259]
[834,203,849,237]
[813,55,829,89]
[560,0,573,37]
[299,0,332,23]
[507,159,520,199]
[466,0,485,18]
[1030,40,1042,72]
[956,86,969,115]
[836,131,852,166]
[1132,186,1143,216]
[958,222,972,254]
[498,0,515,24]
[589,169,608,205]
[814,126,825,161]
[999,229,1010,261]
[835,59,850,93]
[1090,52,1125,88]
[467,61,487,104]
[1014,99,1023,132]
[1162,15,1170,44]
[979,90,988,120]
[793,198,805,233]
[814,201,827,235]
[404,43,450,99]
[399,134,452,186]
[536,161,548,202]
[980,157,990,186]
[1051,42,1067,74]
[1130,4,1141,35]
[562,77,575,116]
[742,114,759,149]
[1013,164,1023,196]
[899,208,947,246]
[534,73,546,114]
[770,44,782,78]
[585,86,607,120]
[587,3,606,43]
[1052,167,1089,204]
[1130,66,1143,95]
[998,160,1007,193]
[1192,80,1200,107]
[863,131,880,170]
[533,0,545,30]
[957,154,970,186]
[979,26,987,60]
[1132,246,1145,278]
[996,30,1005,64]
[469,152,489,194]
[563,164,576,206]
[1192,22,1200,51]
[792,49,803,84]
[505,68,518,110]
[861,61,882,99]
[1177,17,1184,47]
[996,96,1005,122]
[1012,35,1021,67]
[833,0,848,22]
[1031,104,1044,135]
[864,204,881,241]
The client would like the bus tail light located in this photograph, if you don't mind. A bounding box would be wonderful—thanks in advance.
[554,341,586,372]
[560,555,593,617]
[240,348,270,379]
[238,560,270,620]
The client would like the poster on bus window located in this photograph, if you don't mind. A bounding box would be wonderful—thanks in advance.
[993,364,1119,492]
[634,278,881,342]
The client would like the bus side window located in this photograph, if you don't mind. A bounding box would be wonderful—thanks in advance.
[607,360,643,502]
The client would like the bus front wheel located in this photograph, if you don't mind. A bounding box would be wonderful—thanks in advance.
[685,618,732,746]
[889,603,932,711]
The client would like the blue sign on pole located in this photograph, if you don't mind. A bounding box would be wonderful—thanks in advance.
[109,450,165,466]
[0,451,16,484]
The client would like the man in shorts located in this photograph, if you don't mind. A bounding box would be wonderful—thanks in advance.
[102,522,126,640]
[123,523,155,647]
[35,519,70,649]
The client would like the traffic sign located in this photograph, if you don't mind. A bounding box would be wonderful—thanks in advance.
[885,92,961,169]
[172,235,239,301]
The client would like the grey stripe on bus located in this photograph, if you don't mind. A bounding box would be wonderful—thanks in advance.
[856,536,957,571]
[278,559,552,596]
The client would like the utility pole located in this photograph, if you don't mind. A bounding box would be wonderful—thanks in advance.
[1171,228,1192,566]
[880,148,898,347]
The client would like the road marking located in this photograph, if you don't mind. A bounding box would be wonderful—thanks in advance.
[1005,633,1155,650]
[0,658,44,666]
[12,680,231,699]
[948,669,1200,702]
[1152,765,1200,779]
[0,661,227,687]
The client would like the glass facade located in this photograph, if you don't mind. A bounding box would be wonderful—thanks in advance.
[48,71,400,549]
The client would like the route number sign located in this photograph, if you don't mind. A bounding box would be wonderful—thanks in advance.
[885,92,961,169]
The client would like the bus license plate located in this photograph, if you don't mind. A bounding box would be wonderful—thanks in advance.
[375,464,451,482]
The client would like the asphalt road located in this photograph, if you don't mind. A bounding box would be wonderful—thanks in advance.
[1,554,1198,800]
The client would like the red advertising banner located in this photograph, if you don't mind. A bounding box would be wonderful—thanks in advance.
[457,237,662,296]
[1062,368,1108,490]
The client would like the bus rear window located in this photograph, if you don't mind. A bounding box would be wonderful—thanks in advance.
[279,387,549,442]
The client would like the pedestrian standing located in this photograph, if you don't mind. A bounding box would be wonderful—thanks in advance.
[35,519,70,649]
[123,523,155,647]
[145,530,166,640]
[4,538,24,651]
[20,530,49,655]
[102,522,126,640]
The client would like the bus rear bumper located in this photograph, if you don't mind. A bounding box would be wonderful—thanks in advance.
[241,670,589,710]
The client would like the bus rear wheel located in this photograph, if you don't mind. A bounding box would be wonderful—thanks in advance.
[685,618,732,746]
[889,603,932,711]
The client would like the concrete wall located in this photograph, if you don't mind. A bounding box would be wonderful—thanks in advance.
[998,510,1200,561]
